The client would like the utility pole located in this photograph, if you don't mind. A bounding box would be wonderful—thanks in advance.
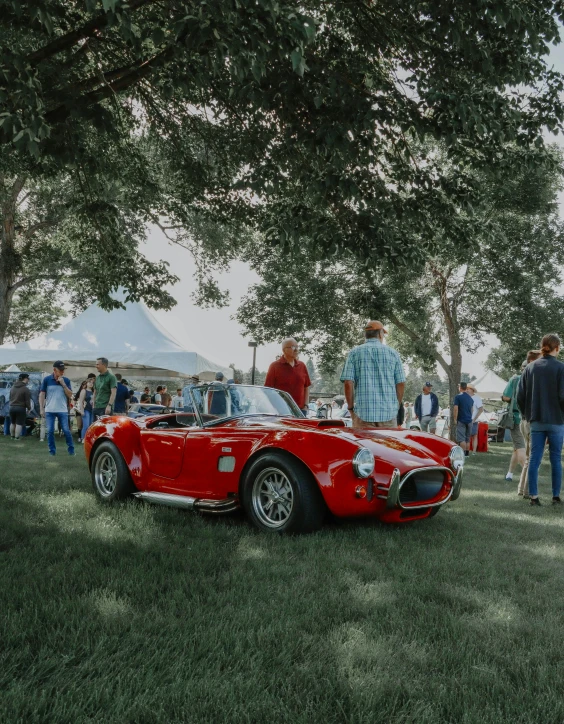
[248,341,258,385]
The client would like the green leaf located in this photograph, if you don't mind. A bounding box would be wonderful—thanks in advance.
[291,48,305,76]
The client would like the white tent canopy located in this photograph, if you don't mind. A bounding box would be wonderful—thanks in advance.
[0,295,232,380]
[472,369,508,399]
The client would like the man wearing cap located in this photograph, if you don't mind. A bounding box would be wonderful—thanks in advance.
[182,375,200,412]
[9,372,32,440]
[265,339,311,415]
[340,321,406,428]
[92,357,118,422]
[39,361,75,456]
[414,382,439,434]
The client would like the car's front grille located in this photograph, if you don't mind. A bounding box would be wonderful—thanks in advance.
[399,469,447,504]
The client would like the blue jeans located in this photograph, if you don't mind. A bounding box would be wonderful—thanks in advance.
[80,410,92,440]
[528,425,564,498]
[46,412,74,455]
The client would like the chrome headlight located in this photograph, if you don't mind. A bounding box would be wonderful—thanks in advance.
[449,445,465,471]
[353,447,375,478]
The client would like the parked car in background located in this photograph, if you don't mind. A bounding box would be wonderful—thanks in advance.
[86,384,465,534]
[127,403,169,419]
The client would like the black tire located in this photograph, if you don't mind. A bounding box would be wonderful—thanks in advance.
[91,440,135,502]
[241,452,326,534]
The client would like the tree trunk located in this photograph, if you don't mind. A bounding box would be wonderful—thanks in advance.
[0,176,26,345]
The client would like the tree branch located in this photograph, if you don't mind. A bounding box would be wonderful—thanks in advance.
[26,0,157,66]
[11,176,27,205]
[45,45,175,124]
[387,310,452,378]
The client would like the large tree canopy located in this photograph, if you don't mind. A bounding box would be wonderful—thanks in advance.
[3,0,564,259]
[235,145,564,412]
[2,1,564,345]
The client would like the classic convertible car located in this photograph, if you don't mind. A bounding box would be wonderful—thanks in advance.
[85,384,464,533]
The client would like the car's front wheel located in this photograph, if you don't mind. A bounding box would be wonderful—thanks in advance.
[91,441,135,502]
[242,452,326,534]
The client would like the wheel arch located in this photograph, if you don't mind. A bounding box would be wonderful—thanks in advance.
[88,435,110,470]
[237,446,319,500]
[89,436,125,470]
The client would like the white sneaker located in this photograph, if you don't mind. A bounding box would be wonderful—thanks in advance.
[505,472,513,481]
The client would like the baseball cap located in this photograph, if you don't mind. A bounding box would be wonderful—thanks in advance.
[364,320,387,333]
[53,360,65,370]
[424,381,433,387]
[215,372,225,381]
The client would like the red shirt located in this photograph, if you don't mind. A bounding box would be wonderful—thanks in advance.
[264,358,311,409]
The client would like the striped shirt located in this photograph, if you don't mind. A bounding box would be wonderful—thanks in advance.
[340,339,405,423]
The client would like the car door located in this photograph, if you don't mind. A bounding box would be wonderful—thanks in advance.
[155,425,263,498]
[140,425,189,480]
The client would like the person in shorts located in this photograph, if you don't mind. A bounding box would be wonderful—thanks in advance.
[502,366,526,482]
[9,372,32,440]
[516,350,542,498]
[453,382,474,456]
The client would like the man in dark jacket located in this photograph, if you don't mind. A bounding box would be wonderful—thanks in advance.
[517,334,564,506]
[414,382,440,433]
[9,373,32,440]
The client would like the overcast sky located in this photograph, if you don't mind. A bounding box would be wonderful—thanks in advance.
[143,34,564,380]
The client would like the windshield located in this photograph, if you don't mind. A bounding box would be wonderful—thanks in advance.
[188,384,302,425]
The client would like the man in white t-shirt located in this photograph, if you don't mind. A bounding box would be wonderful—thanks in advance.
[171,388,184,410]
[468,383,484,454]
[414,382,439,433]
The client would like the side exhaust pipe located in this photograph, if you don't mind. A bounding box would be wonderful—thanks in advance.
[134,492,239,514]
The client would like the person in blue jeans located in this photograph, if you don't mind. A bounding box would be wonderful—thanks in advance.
[77,376,95,443]
[39,361,75,457]
[517,334,564,506]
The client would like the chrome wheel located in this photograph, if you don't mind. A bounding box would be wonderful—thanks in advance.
[251,467,294,529]
[94,451,118,498]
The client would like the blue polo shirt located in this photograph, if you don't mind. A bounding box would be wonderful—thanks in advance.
[453,391,474,424]
[114,382,131,413]
[41,374,72,414]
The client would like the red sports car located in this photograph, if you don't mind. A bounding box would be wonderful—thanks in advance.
[85,384,464,533]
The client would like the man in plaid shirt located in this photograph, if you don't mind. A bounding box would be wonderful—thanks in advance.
[341,320,406,428]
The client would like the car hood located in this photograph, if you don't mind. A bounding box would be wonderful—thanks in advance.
[334,427,451,469]
[233,416,452,470]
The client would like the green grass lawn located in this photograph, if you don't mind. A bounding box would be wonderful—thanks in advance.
[1,435,564,723]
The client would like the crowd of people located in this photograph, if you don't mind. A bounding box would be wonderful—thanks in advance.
[7,329,564,504]
[261,323,564,506]
[6,356,183,455]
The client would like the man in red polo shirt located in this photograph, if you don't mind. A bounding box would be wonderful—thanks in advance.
[264,338,311,414]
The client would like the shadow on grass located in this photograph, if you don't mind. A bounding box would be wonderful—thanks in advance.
[3,439,564,722]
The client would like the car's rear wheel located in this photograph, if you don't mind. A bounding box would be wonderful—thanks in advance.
[91,441,135,502]
[242,452,325,534]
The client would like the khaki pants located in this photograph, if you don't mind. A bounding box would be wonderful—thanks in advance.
[518,420,530,496]
[352,413,397,429]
